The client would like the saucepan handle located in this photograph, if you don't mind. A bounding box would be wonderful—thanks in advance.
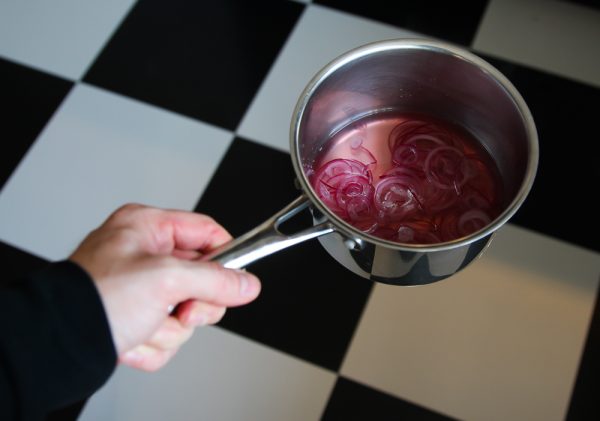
[203,195,335,269]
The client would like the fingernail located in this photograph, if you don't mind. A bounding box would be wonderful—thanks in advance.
[189,311,208,326]
[122,349,143,364]
[236,270,254,296]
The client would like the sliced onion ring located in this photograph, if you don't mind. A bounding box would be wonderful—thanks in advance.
[458,209,491,236]
[373,176,419,221]
[424,146,472,192]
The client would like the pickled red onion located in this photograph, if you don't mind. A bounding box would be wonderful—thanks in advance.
[388,120,429,151]
[396,226,415,242]
[424,146,472,193]
[353,145,377,166]
[388,119,459,151]
[335,175,373,210]
[312,159,374,219]
[404,134,445,148]
[311,115,502,245]
[458,209,491,236]
[313,158,370,181]
[374,176,421,221]
[462,187,492,209]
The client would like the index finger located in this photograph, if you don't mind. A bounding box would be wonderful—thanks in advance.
[159,210,232,252]
[104,204,233,254]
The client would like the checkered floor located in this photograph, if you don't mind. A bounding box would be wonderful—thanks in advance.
[1,1,599,420]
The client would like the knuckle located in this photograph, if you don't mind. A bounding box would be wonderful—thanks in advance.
[114,202,144,217]
[106,203,148,226]
[196,214,231,241]
[107,227,140,254]
[197,213,217,225]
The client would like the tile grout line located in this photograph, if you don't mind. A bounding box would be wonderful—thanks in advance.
[233,2,310,137]
[76,0,139,83]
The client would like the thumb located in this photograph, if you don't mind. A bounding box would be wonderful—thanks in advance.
[168,260,261,307]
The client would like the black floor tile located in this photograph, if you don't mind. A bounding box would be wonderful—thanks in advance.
[567,279,600,421]
[321,377,456,420]
[84,0,304,131]
[564,0,600,12]
[195,138,373,371]
[477,54,600,252]
[0,58,72,191]
[314,0,489,46]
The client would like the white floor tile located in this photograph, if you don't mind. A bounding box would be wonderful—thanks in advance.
[473,0,600,88]
[79,326,336,421]
[341,224,600,421]
[0,0,136,80]
[0,83,233,261]
[237,5,423,152]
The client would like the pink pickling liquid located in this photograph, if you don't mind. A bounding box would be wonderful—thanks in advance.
[316,113,407,181]
[310,111,505,244]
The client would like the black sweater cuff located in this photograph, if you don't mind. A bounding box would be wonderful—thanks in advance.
[0,260,117,420]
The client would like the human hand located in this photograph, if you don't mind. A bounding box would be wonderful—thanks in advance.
[69,204,261,371]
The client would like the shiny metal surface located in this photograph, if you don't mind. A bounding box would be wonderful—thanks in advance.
[206,195,334,269]
[309,206,493,285]
[213,39,538,285]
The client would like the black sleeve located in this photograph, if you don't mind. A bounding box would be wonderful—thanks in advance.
[0,260,117,420]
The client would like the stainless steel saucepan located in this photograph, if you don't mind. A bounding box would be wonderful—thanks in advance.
[205,39,539,286]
